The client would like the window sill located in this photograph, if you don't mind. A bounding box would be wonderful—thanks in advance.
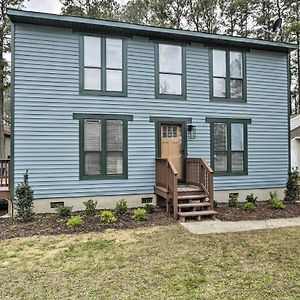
[80,90,127,97]
[156,94,186,100]
[214,171,248,177]
[80,174,128,180]
[210,97,247,103]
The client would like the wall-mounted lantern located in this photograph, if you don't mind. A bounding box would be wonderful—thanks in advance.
[187,124,196,140]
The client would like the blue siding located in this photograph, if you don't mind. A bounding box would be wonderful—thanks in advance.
[13,24,289,199]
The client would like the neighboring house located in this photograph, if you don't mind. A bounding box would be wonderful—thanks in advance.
[291,114,300,169]
[7,9,297,218]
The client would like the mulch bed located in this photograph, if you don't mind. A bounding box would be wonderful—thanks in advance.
[216,201,300,221]
[0,208,176,240]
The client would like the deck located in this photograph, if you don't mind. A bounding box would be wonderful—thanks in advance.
[0,159,10,200]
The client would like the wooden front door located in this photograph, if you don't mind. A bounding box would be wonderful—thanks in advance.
[160,124,183,180]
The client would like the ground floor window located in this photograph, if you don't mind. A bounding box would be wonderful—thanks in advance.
[206,118,250,175]
[73,113,133,179]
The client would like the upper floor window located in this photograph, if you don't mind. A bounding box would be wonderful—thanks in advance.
[206,118,250,176]
[211,49,246,102]
[81,36,126,96]
[156,43,186,99]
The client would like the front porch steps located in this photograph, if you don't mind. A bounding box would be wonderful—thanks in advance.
[156,184,217,222]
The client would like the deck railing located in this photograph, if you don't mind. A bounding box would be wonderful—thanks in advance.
[0,159,10,188]
[156,158,178,219]
[186,158,214,209]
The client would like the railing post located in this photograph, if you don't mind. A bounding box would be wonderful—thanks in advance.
[173,173,178,219]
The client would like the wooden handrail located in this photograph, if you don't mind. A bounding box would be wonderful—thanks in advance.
[186,158,214,210]
[155,158,178,219]
[0,159,10,188]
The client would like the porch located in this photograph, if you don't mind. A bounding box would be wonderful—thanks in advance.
[155,158,217,221]
[0,159,10,201]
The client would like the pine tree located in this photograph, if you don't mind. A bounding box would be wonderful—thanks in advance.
[14,170,34,221]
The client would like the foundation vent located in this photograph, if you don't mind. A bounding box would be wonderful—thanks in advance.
[141,197,153,204]
[50,201,64,208]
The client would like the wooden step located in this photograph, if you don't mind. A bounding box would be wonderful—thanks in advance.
[178,202,211,208]
[178,194,207,201]
[178,210,217,222]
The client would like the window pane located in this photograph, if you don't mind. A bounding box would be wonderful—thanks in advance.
[214,123,227,151]
[230,79,243,98]
[106,70,122,92]
[230,52,242,78]
[159,44,182,73]
[232,152,244,171]
[213,78,226,97]
[214,152,227,172]
[85,152,101,175]
[159,74,181,95]
[107,152,123,175]
[84,36,101,67]
[106,38,122,69]
[84,68,101,90]
[231,124,244,151]
[107,120,123,151]
[213,50,226,77]
[84,120,101,151]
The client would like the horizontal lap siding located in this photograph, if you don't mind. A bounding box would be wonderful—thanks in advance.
[14,24,289,199]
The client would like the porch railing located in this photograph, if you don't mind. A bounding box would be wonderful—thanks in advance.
[0,159,10,188]
[186,158,214,209]
[156,158,178,219]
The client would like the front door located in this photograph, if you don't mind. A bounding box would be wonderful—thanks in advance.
[160,124,183,180]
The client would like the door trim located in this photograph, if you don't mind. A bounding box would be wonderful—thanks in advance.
[150,117,192,182]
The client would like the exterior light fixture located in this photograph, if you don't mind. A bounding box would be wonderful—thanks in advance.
[187,124,196,140]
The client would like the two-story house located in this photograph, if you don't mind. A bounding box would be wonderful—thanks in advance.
[6,9,297,219]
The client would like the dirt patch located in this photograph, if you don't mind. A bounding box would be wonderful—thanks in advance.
[216,201,300,221]
[0,208,176,240]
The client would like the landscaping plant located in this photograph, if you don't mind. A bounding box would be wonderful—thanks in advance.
[132,208,148,221]
[100,211,117,224]
[144,203,155,214]
[56,205,73,217]
[245,193,258,205]
[83,199,97,215]
[228,193,238,207]
[244,202,256,212]
[115,199,128,215]
[14,170,34,222]
[67,216,83,228]
[284,168,300,203]
[270,198,285,209]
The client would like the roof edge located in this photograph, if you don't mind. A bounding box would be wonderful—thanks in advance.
[7,8,298,52]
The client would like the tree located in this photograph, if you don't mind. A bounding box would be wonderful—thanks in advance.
[121,0,151,24]
[60,0,120,20]
[0,0,24,159]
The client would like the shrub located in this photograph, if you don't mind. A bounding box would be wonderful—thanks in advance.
[83,199,97,215]
[100,210,117,224]
[56,205,73,217]
[14,170,34,222]
[115,199,128,215]
[245,193,258,205]
[244,202,256,212]
[228,193,238,207]
[132,208,148,221]
[144,203,155,214]
[67,216,83,228]
[284,168,300,203]
[269,191,278,201]
[270,198,285,209]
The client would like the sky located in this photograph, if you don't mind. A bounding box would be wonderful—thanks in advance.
[25,0,62,14]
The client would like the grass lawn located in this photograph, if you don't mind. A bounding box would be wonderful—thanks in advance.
[0,225,299,299]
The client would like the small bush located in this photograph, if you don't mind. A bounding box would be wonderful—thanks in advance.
[144,203,155,214]
[285,168,300,203]
[14,170,34,222]
[244,202,256,212]
[83,199,97,215]
[270,198,285,209]
[67,216,83,228]
[269,191,278,201]
[115,199,128,215]
[228,193,238,207]
[245,193,258,205]
[132,208,148,221]
[56,205,73,217]
[100,210,117,224]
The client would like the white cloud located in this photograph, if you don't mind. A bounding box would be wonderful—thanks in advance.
[25,0,62,14]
